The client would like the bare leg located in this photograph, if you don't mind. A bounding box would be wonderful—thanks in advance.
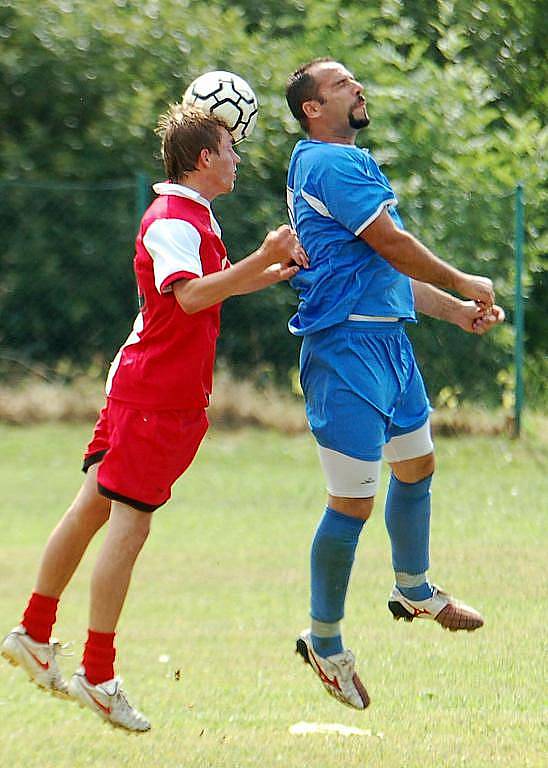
[34,465,111,598]
[390,451,435,483]
[327,494,375,520]
[88,501,152,633]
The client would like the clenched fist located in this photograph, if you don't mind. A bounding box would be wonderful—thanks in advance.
[258,225,308,270]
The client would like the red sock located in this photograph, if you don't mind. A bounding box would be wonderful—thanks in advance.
[22,592,59,643]
[82,630,116,685]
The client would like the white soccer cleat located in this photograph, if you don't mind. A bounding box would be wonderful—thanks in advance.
[68,667,151,732]
[295,629,370,710]
[388,585,484,631]
[1,624,70,697]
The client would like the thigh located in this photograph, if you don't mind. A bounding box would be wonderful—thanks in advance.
[388,339,431,438]
[97,402,208,512]
[384,418,434,464]
[310,391,388,462]
[71,463,111,517]
[319,444,382,498]
[83,403,110,471]
[300,329,395,461]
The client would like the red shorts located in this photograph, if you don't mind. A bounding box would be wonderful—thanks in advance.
[83,399,208,512]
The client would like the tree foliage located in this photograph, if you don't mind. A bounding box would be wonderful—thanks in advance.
[0,0,545,404]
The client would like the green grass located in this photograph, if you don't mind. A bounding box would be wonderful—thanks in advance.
[0,423,546,767]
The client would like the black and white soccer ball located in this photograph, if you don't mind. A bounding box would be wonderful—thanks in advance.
[182,71,258,144]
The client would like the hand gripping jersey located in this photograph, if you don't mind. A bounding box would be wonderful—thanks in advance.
[287,140,416,335]
[106,183,230,409]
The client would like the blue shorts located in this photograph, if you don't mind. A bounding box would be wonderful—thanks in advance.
[300,321,431,461]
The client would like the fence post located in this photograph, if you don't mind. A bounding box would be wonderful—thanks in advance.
[512,183,525,438]
[135,172,150,228]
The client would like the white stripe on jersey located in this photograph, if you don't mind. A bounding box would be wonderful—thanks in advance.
[143,218,203,293]
[301,189,333,219]
[286,187,296,229]
[105,311,144,396]
[354,199,397,236]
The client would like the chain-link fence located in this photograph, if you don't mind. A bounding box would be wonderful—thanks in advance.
[0,177,541,418]
[402,187,516,406]
[0,178,145,375]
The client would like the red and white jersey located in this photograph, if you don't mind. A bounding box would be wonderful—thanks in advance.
[106,182,230,409]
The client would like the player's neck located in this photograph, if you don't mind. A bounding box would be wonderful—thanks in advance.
[177,174,217,202]
[307,127,356,145]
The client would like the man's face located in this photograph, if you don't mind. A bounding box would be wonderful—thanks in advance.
[308,61,369,133]
[209,128,241,194]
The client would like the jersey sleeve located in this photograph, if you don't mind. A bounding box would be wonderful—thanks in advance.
[314,150,397,236]
[143,218,203,293]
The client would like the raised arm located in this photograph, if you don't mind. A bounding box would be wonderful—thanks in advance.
[360,210,495,309]
[173,225,306,314]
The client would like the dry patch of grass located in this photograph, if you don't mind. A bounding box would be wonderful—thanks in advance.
[431,405,509,436]
[208,369,306,434]
[0,370,306,432]
[0,376,103,424]
[0,370,544,441]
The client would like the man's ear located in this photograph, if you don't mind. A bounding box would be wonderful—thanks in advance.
[196,147,212,169]
[302,99,322,121]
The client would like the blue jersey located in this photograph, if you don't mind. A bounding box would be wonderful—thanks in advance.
[287,139,415,335]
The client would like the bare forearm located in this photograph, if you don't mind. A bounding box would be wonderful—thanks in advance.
[381,229,464,292]
[411,279,462,323]
[173,249,268,313]
[173,225,305,313]
[361,210,494,307]
[413,279,506,334]
[233,264,291,295]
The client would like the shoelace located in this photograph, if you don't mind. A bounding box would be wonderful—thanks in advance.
[109,680,134,710]
[51,640,74,658]
[336,652,355,670]
[118,689,131,708]
[115,686,148,724]
[41,641,72,686]
[95,676,147,725]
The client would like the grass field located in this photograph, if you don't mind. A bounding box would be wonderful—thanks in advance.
[0,422,546,767]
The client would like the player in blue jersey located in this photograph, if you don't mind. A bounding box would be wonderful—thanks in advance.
[285,58,505,709]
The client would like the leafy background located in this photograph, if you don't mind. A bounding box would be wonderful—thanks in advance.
[0,0,545,406]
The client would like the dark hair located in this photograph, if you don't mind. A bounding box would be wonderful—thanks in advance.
[156,104,229,182]
[285,57,334,131]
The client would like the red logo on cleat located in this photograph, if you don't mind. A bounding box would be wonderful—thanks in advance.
[401,598,432,618]
[28,651,49,671]
[309,648,342,691]
[90,694,112,715]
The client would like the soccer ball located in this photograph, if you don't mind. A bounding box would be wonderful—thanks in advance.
[182,71,258,144]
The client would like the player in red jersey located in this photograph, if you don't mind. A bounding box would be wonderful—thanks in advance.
[1,105,306,732]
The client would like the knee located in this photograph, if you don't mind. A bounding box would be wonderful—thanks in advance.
[109,503,152,553]
[416,452,435,479]
[392,452,435,484]
[328,495,375,521]
[129,516,152,550]
[66,496,110,531]
[118,523,150,564]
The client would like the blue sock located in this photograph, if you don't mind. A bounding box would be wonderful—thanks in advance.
[384,474,434,601]
[310,507,365,657]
